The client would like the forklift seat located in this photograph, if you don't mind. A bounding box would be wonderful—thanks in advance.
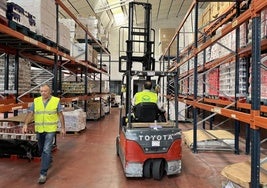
[133,102,159,122]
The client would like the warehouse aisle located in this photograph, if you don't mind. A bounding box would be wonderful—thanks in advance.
[0,108,249,188]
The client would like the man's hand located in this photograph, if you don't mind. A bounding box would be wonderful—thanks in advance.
[61,127,66,137]
[22,124,28,134]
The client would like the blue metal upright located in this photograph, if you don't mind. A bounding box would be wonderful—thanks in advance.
[192,2,199,153]
[175,34,180,128]
[250,12,261,188]
[234,1,241,155]
[84,33,88,112]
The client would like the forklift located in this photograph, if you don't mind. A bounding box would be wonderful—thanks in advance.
[116,2,182,180]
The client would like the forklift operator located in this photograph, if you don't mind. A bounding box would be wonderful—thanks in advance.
[133,81,158,105]
[132,81,166,122]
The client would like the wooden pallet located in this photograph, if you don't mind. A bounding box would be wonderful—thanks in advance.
[36,35,56,48]
[221,161,267,188]
[8,20,37,40]
[183,129,235,151]
[57,128,86,135]
[58,46,70,55]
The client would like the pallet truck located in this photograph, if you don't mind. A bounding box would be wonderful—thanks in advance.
[116,2,182,180]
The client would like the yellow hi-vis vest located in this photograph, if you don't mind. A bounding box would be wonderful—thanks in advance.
[34,96,60,133]
[134,90,158,105]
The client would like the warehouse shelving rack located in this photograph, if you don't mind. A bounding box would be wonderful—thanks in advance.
[56,0,111,119]
[0,0,111,116]
[159,0,267,187]
[0,0,111,158]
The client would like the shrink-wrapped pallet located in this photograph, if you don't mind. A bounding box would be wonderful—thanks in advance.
[75,16,99,40]
[8,0,56,41]
[58,109,86,132]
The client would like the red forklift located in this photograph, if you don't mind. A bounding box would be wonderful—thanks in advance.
[116,2,182,180]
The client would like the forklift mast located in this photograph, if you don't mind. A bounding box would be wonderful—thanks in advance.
[119,2,155,116]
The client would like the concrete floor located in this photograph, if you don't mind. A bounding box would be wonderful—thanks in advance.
[0,108,250,188]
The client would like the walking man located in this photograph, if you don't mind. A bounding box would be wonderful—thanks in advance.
[22,84,66,184]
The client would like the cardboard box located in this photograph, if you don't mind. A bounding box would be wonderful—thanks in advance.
[71,42,93,62]
[59,22,71,50]
[8,0,56,40]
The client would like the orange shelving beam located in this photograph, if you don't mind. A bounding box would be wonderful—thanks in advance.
[0,103,30,113]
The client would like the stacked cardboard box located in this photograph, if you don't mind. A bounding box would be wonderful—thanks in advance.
[0,57,31,95]
[262,7,267,39]
[75,16,99,40]
[8,0,56,41]
[0,114,35,139]
[86,100,105,120]
[168,101,186,121]
[59,18,76,42]
[6,2,36,32]
[18,59,31,94]
[248,55,267,99]
[71,42,93,62]
[207,68,220,96]
[200,4,211,27]
[199,2,233,28]
[240,23,247,48]
[88,80,109,93]
[0,57,14,94]
[180,79,188,95]
[62,82,85,94]
[197,75,204,96]
[59,22,71,50]
[260,55,267,98]
[219,59,247,98]
[92,49,98,65]
[247,20,252,44]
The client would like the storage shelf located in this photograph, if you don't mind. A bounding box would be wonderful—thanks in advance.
[161,0,267,187]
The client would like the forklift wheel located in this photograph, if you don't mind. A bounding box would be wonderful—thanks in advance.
[143,159,152,178]
[152,159,165,180]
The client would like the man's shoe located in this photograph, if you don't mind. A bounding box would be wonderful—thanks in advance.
[38,175,47,184]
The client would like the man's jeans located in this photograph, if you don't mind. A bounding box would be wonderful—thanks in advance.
[37,132,55,176]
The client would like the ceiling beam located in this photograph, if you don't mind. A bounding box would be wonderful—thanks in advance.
[176,0,185,17]
[84,0,96,16]
[167,0,174,19]
[66,0,79,14]
[156,0,162,20]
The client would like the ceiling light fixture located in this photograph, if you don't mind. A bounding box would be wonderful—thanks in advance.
[95,0,134,13]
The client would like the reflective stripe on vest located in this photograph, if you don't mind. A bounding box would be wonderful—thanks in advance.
[134,90,158,105]
[34,96,59,133]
